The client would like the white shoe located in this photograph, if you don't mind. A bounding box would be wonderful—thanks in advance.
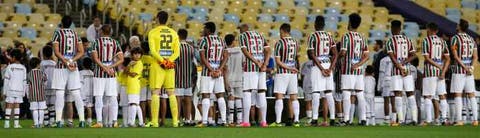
[14,124,22,128]
[4,123,10,128]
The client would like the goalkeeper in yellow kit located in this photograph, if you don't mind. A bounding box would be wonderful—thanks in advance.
[146,11,180,127]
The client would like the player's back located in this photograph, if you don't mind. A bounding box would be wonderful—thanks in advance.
[40,60,56,89]
[4,63,27,93]
[148,26,179,59]
[226,46,244,83]
[27,69,46,102]
[451,33,476,74]
[275,36,299,70]
[52,28,81,68]
[340,31,368,75]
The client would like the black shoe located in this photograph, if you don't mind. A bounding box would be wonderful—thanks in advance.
[359,120,367,126]
[310,120,318,126]
[330,119,335,126]
[285,118,293,126]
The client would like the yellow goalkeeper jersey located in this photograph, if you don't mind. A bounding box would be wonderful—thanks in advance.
[148,25,180,64]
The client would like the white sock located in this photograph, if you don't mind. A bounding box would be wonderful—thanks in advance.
[342,91,351,122]
[48,106,55,124]
[292,99,300,122]
[110,96,118,123]
[71,90,85,121]
[136,105,144,125]
[14,108,20,126]
[408,95,417,122]
[391,113,397,123]
[306,110,312,120]
[325,93,335,120]
[228,100,234,124]
[455,97,463,122]
[201,98,210,124]
[357,92,367,121]
[43,108,48,125]
[395,96,404,123]
[122,106,129,126]
[312,93,320,120]
[39,109,45,125]
[33,110,39,125]
[257,92,267,123]
[425,98,433,123]
[217,97,227,123]
[5,108,11,125]
[275,99,283,123]
[95,96,104,123]
[129,105,136,125]
[470,97,478,121]
[242,92,251,123]
[440,99,448,120]
[235,99,243,124]
[350,103,356,123]
[208,117,214,124]
[55,90,65,122]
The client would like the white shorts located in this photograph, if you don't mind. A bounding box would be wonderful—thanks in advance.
[274,73,298,95]
[422,77,447,96]
[200,76,225,94]
[5,96,23,103]
[243,72,267,90]
[390,75,414,92]
[128,94,140,104]
[381,82,393,97]
[341,75,364,91]
[119,86,128,106]
[311,64,334,92]
[140,87,151,101]
[450,74,476,93]
[51,68,81,90]
[175,88,193,96]
[93,77,118,96]
[334,92,343,102]
[228,87,243,98]
[30,101,47,110]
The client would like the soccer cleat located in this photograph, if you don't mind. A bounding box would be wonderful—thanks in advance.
[329,120,335,127]
[79,121,86,128]
[240,122,251,127]
[293,122,301,127]
[260,121,268,127]
[390,122,400,127]
[228,123,236,127]
[56,121,63,128]
[269,122,283,127]
[13,124,22,129]
[309,120,318,127]
[91,123,103,128]
[113,122,119,128]
[4,123,10,128]
[453,122,464,126]
[320,122,329,127]
[195,123,206,128]
[360,120,367,126]
[145,122,159,128]
[172,121,179,128]
[66,121,74,128]
[420,122,429,127]
[472,121,478,126]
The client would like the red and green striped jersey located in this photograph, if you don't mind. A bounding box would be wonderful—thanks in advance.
[422,35,450,77]
[91,37,123,78]
[450,33,477,74]
[340,31,368,75]
[275,37,299,74]
[175,41,195,88]
[239,31,269,72]
[307,31,336,63]
[27,69,47,102]
[386,35,415,76]
[51,28,82,69]
[199,35,227,76]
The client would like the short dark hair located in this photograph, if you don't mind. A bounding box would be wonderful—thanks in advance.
[10,48,23,61]
[61,16,73,28]
[141,41,150,54]
[82,57,93,70]
[225,34,235,46]
[42,45,53,58]
[366,65,374,74]
[314,15,325,30]
[29,57,41,69]
[280,23,291,33]
[459,19,469,32]
[81,37,88,43]
[426,22,438,31]
[130,47,143,55]
[391,20,402,30]
[122,57,131,67]
[101,24,112,35]
[204,22,216,33]
[375,40,383,49]
[178,29,188,40]
[157,11,168,24]
[348,13,362,29]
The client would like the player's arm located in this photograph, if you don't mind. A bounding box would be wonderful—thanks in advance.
[148,31,164,63]
[53,42,69,65]
[472,46,478,67]
[354,40,370,67]
[219,49,229,71]
[308,50,324,70]
[223,64,231,91]
[72,35,84,62]
[450,38,469,70]
[261,36,271,68]
[109,41,124,68]
[167,34,180,62]
[339,34,347,57]
[329,44,338,71]
[441,52,451,78]
[275,57,296,71]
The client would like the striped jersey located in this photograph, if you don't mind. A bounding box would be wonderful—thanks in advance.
[274,37,299,74]
[386,35,415,76]
[422,35,449,77]
[91,37,122,78]
[308,31,336,63]
[239,31,269,72]
[199,35,227,76]
[340,31,369,75]
[175,41,195,88]
[51,28,82,68]
[141,55,153,87]
[450,33,477,74]
[27,69,47,102]
[40,60,56,90]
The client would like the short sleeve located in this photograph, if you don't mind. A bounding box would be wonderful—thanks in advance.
[362,36,369,52]
[52,30,60,43]
[115,40,123,54]
[341,34,348,51]
[421,38,429,55]
[443,40,450,55]
[274,41,282,57]
[307,33,315,50]
[239,33,247,48]
[262,34,269,48]
[408,38,416,53]
[198,38,207,51]
[91,40,98,52]
[386,38,393,53]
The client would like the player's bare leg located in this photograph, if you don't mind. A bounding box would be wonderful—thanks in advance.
[321,98,328,126]
[184,96,193,126]
[176,96,183,124]
[160,96,167,127]
[140,101,147,123]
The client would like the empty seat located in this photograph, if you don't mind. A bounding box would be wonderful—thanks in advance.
[193,6,208,16]
[263,0,279,8]
[0,37,14,47]
[291,29,303,39]
[20,27,37,40]
[1,4,15,13]
[325,22,338,31]
[189,13,207,22]
[369,30,386,39]
[461,0,477,9]
[446,14,461,23]
[0,13,8,21]
[295,0,310,7]
[28,13,45,23]
[224,14,240,24]
[324,7,340,15]
[180,0,195,6]
[33,4,50,14]
[177,6,193,15]
[4,21,23,30]
[139,13,153,22]
[45,14,62,23]
[15,3,32,15]
[273,14,290,23]
[446,8,461,16]
[2,28,19,38]
[258,14,273,22]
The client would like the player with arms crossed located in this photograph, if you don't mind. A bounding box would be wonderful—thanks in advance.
[51,16,86,127]
[451,19,478,126]
[238,24,270,127]
[147,11,180,127]
[386,20,418,126]
[339,13,369,126]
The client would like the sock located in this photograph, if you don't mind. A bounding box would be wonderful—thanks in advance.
[235,99,243,124]
[395,96,404,123]
[43,109,49,125]
[470,97,478,121]
[151,94,160,124]
[275,99,283,123]
[168,94,179,125]
[208,117,214,124]
[122,106,129,126]
[136,105,144,125]
[108,96,118,123]
[242,92,251,123]
[391,113,397,123]
[350,103,356,123]
[440,99,448,121]
[5,108,11,125]
[228,100,235,124]
[39,110,45,125]
[408,95,417,122]
[71,90,85,121]
[425,98,433,123]
[292,100,300,122]
[129,105,136,125]
[94,96,104,123]
[87,118,92,124]
[217,97,227,123]
[102,97,109,125]
[201,98,210,124]
[312,93,320,120]
[462,97,468,121]
[325,93,335,120]
[455,97,463,122]
[48,106,55,124]
[55,90,65,122]
[342,91,351,122]
[356,92,366,121]
[14,108,20,126]
[33,110,39,125]
[384,115,390,122]
[306,110,312,121]
[257,92,267,123]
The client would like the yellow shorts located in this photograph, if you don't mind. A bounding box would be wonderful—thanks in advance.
[149,62,175,89]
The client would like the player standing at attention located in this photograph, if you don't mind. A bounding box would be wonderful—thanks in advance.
[26,58,47,128]
[91,25,124,128]
[3,49,27,128]
[224,34,244,126]
[51,16,86,128]
[451,19,478,126]
[174,29,196,126]
[79,58,94,126]
[307,15,338,126]
[364,65,376,126]
[125,47,145,127]
[238,24,270,127]
[147,11,180,127]
[196,22,229,127]
[339,13,369,126]
[386,20,418,126]
[270,23,301,127]
[421,23,450,126]
[40,46,56,126]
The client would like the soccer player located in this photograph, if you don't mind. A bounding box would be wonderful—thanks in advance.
[270,23,301,127]
[451,19,478,126]
[79,57,94,126]
[307,15,338,126]
[224,34,244,126]
[175,29,196,126]
[238,24,270,127]
[364,65,376,126]
[40,46,56,126]
[27,58,47,128]
[91,25,124,128]
[386,20,418,126]
[339,13,369,126]
[378,53,395,125]
[125,47,145,127]
[147,11,180,127]
[3,49,27,128]
[196,22,229,127]
[421,22,450,126]
[51,16,86,127]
